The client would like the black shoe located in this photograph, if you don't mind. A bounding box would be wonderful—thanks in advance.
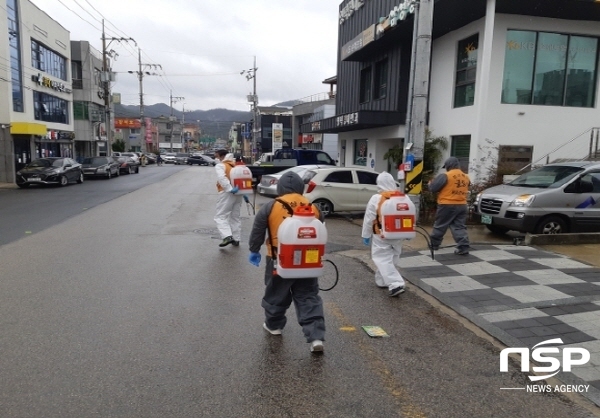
[232,240,240,247]
[454,248,469,255]
[219,236,234,247]
[389,286,405,297]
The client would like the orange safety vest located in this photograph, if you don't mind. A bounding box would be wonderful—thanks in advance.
[372,190,400,235]
[215,161,235,192]
[266,193,320,257]
[437,169,470,204]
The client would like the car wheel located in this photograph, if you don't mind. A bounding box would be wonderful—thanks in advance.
[77,172,84,184]
[129,166,135,174]
[313,199,333,217]
[535,216,568,234]
[17,183,29,189]
[60,175,69,186]
[485,225,509,235]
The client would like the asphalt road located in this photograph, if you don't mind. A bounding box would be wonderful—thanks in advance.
[0,165,598,417]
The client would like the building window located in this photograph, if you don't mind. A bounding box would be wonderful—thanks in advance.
[360,67,372,103]
[502,30,598,107]
[374,59,388,99]
[31,40,67,81]
[73,101,88,120]
[451,135,471,172]
[354,139,368,166]
[454,34,479,108]
[7,0,23,112]
[34,91,69,124]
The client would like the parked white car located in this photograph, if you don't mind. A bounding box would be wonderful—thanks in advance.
[162,153,178,164]
[303,167,389,217]
[257,165,327,197]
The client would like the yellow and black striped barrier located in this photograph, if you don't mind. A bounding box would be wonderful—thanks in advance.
[404,159,423,195]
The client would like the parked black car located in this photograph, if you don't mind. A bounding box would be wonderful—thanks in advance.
[187,155,216,166]
[112,156,140,174]
[82,156,120,179]
[16,157,84,188]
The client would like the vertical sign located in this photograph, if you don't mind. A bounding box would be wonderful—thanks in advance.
[272,123,283,151]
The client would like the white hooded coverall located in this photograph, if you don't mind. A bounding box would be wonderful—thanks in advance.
[214,153,243,241]
[361,172,406,291]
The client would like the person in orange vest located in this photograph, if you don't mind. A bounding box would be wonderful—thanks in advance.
[361,171,406,297]
[428,157,471,255]
[213,149,242,247]
[247,171,326,354]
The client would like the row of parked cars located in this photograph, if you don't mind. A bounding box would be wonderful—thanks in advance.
[258,161,600,236]
[15,156,141,188]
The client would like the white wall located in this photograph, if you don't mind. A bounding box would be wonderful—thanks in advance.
[429,11,600,182]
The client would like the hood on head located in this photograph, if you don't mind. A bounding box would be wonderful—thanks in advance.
[377,171,398,192]
[277,171,305,196]
[223,153,235,162]
[443,157,461,170]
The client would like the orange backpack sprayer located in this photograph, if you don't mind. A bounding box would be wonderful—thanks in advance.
[375,190,416,240]
[229,160,254,196]
[276,205,328,278]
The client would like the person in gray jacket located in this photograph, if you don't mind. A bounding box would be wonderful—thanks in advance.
[428,157,471,255]
[248,171,326,353]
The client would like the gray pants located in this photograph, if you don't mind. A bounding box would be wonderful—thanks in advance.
[261,257,325,343]
[429,204,470,250]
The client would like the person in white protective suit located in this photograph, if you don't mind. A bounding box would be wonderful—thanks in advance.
[213,150,243,247]
[361,171,406,297]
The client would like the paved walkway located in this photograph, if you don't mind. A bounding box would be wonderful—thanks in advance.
[399,243,600,407]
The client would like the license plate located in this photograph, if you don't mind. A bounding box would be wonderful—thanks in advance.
[29,177,41,182]
[481,214,492,224]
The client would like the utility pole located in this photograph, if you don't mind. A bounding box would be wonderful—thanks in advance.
[404,0,434,217]
[169,91,184,152]
[241,57,258,163]
[101,19,136,156]
[129,47,161,154]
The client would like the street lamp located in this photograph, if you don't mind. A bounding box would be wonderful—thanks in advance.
[241,56,258,163]
[128,47,161,154]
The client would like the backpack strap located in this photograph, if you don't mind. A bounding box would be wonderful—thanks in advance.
[267,198,295,257]
[373,195,388,234]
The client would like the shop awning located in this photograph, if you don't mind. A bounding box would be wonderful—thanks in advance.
[10,122,47,136]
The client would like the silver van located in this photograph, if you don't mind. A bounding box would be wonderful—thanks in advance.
[473,161,600,234]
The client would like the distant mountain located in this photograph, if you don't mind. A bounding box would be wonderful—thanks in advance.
[114,103,252,139]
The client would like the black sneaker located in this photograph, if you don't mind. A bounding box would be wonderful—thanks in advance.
[454,248,469,255]
[389,286,405,297]
[232,240,240,247]
[219,236,234,247]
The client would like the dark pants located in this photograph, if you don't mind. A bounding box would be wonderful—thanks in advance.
[429,204,470,250]
[261,256,325,343]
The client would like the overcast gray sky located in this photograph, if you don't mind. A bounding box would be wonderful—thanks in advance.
[30,0,341,112]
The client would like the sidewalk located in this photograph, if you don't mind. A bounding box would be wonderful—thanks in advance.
[346,222,600,407]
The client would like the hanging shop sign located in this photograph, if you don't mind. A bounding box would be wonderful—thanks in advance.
[341,25,375,60]
[376,0,417,36]
[114,118,141,129]
[339,0,371,25]
[336,112,359,127]
[32,73,72,94]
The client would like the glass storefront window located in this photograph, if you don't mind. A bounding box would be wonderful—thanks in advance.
[354,139,368,166]
[454,34,479,108]
[533,32,568,106]
[502,30,598,107]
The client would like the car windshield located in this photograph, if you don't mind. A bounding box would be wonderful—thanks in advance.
[83,157,107,165]
[509,165,584,188]
[29,158,63,168]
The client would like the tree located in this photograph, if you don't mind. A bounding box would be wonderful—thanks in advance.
[112,139,125,152]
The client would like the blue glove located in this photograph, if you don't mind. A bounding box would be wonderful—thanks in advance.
[230,186,239,194]
[363,237,371,246]
[249,252,261,266]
